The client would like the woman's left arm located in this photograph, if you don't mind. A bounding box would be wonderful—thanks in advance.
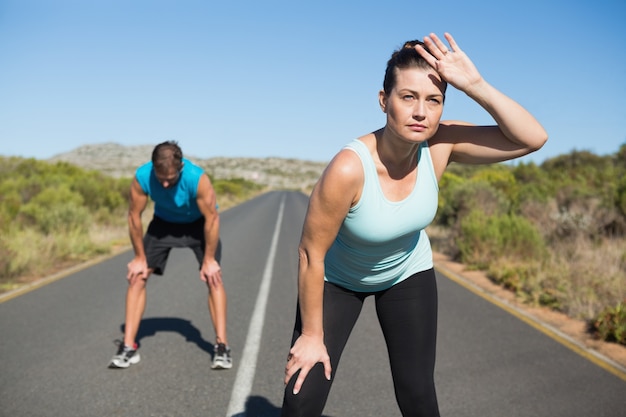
[418,33,548,164]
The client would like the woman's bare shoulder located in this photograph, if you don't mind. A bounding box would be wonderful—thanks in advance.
[323,145,363,186]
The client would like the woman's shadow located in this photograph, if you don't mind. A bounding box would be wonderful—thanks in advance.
[234,396,334,417]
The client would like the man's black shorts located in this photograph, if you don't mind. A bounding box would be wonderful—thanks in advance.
[143,216,221,275]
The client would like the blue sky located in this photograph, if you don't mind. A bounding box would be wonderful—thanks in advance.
[1,0,624,164]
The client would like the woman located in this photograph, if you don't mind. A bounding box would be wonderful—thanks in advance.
[281,33,547,416]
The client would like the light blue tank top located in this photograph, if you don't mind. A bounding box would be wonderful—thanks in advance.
[135,158,204,223]
[324,139,439,292]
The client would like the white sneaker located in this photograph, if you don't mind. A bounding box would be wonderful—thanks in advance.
[109,342,140,369]
[211,343,232,369]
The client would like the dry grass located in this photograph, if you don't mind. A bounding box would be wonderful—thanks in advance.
[428,225,626,322]
[0,193,265,295]
[540,236,626,319]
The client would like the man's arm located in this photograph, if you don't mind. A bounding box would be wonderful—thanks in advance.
[196,174,221,286]
[127,177,149,280]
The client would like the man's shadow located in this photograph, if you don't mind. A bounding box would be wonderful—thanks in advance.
[120,317,214,357]
[116,323,335,417]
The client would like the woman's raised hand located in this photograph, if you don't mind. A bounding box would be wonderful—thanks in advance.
[415,32,484,94]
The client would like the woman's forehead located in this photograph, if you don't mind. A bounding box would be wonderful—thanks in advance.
[395,66,441,82]
[394,67,445,93]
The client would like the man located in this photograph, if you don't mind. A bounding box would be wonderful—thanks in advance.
[109,141,231,370]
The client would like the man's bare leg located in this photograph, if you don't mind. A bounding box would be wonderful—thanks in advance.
[124,273,151,347]
[207,281,228,345]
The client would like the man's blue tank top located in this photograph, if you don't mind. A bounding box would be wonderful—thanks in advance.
[324,139,439,292]
[135,158,204,223]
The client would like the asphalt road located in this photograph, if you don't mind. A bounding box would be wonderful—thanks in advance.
[1,190,624,417]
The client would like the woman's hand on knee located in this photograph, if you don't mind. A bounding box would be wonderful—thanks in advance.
[284,334,332,394]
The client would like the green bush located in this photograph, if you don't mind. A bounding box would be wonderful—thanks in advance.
[0,238,17,282]
[457,210,547,270]
[513,162,552,205]
[435,172,465,226]
[0,188,22,231]
[18,185,91,235]
[471,166,520,209]
[213,177,263,199]
[69,172,129,213]
[591,302,626,346]
[616,175,626,218]
[0,157,135,287]
[542,150,621,215]
[436,178,509,228]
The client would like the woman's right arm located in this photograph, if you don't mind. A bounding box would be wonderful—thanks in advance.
[284,148,363,394]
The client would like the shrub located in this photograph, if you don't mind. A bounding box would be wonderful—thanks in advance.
[542,150,622,227]
[0,238,18,283]
[471,166,520,209]
[616,175,626,218]
[435,172,465,226]
[591,302,626,345]
[213,177,263,199]
[436,178,509,228]
[0,188,22,232]
[18,185,90,235]
[513,162,552,205]
[457,210,547,270]
[69,172,129,213]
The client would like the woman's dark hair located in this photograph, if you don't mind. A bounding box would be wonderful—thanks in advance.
[382,40,447,96]
[151,140,183,172]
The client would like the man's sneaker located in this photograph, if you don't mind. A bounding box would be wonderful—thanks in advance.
[211,343,232,370]
[109,342,140,369]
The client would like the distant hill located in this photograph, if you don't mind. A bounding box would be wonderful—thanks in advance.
[48,142,327,191]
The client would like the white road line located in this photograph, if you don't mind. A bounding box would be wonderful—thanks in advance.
[226,195,286,417]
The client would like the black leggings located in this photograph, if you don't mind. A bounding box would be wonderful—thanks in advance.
[281,268,440,417]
